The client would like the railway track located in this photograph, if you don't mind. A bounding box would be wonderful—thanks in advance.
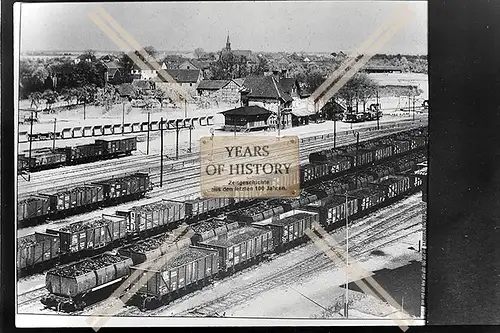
[17,286,49,308]
[17,121,425,199]
[111,195,423,317]
[16,124,425,237]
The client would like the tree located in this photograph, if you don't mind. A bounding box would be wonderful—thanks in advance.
[334,73,379,113]
[28,92,43,110]
[75,84,97,119]
[60,88,76,107]
[251,56,270,75]
[356,74,379,112]
[143,46,157,61]
[194,48,206,59]
[41,90,59,111]
[208,52,249,80]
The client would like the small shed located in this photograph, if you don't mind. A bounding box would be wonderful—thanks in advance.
[219,105,272,132]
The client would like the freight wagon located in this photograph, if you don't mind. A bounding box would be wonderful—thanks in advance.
[369,175,413,199]
[117,200,186,236]
[41,253,133,311]
[46,214,128,254]
[18,136,138,172]
[197,225,274,274]
[189,218,236,245]
[93,173,151,201]
[60,144,105,164]
[40,185,105,214]
[269,191,318,211]
[95,136,137,156]
[303,195,358,230]
[20,148,67,171]
[184,197,233,219]
[126,245,219,311]
[258,211,319,252]
[227,201,286,223]
[17,195,52,226]
[348,187,387,212]
[18,173,152,228]
[118,233,192,266]
[17,232,60,274]
[38,151,428,312]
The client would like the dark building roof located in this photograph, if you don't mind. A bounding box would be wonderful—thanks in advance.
[220,105,272,117]
[233,78,245,86]
[242,76,293,103]
[184,59,211,70]
[279,78,299,95]
[157,69,200,83]
[197,80,230,90]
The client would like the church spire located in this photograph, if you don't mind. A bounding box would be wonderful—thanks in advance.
[226,32,231,51]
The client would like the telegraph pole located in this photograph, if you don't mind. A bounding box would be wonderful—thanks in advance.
[188,125,193,153]
[356,132,360,165]
[176,120,180,160]
[160,117,164,188]
[344,190,349,318]
[277,104,281,137]
[122,101,125,136]
[52,118,57,150]
[146,111,151,155]
[376,90,380,130]
[28,111,34,173]
[413,95,416,121]
[334,115,337,148]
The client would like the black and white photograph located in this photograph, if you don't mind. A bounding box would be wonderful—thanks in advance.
[14,1,428,327]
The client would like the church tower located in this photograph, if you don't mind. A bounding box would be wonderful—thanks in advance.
[225,33,231,51]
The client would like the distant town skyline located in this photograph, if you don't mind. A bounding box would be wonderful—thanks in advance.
[19,2,427,55]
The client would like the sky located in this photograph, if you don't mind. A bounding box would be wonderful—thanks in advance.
[19,1,427,55]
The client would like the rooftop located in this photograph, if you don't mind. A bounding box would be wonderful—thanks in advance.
[242,76,293,102]
[197,80,230,90]
[156,69,201,83]
[219,105,272,117]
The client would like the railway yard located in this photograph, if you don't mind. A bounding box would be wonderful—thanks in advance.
[16,115,428,319]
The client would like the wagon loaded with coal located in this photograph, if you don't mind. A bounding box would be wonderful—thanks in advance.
[35,148,427,312]
[17,172,152,228]
[18,136,137,172]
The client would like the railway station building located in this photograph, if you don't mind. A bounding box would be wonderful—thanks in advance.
[219,105,272,132]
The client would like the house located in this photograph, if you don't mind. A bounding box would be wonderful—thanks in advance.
[196,79,242,103]
[179,59,211,77]
[219,105,272,132]
[131,62,158,80]
[240,75,293,129]
[104,60,125,84]
[154,69,203,95]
